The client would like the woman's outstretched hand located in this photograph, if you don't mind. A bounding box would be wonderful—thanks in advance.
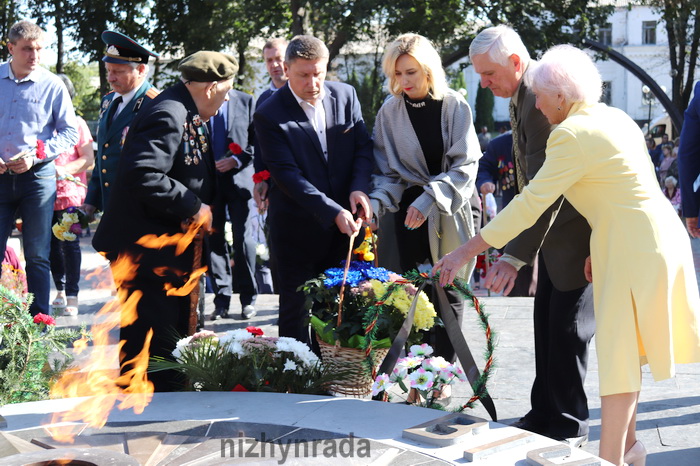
[432,234,491,287]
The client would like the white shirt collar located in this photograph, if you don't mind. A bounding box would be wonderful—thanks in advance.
[289,83,326,108]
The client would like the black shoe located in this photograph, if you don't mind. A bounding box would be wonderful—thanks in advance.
[210,307,228,321]
[510,417,547,435]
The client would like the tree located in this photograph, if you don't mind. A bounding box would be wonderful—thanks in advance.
[0,0,23,62]
[647,0,700,129]
[66,0,149,95]
[474,85,494,132]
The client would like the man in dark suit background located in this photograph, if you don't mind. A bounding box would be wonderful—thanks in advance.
[84,31,159,218]
[678,81,700,238]
[253,38,288,213]
[92,51,239,391]
[469,25,595,446]
[253,35,374,346]
[477,130,536,297]
[207,89,258,320]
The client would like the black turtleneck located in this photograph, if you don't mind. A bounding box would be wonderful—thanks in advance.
[404,94,444,176]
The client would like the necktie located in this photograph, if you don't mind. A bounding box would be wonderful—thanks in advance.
[107,96,123,129]
[509,101,527,193]
[209,111,228,160]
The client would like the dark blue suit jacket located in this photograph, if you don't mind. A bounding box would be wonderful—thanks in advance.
[476,131,516,208]
[678,81,700,218]
[253,81,373,260]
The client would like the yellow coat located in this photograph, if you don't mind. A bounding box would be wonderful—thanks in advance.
[482,102,700,396]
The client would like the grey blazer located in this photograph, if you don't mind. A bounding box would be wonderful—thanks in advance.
[505,80,591,291]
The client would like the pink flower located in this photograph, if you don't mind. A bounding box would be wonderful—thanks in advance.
[33,313,56,326]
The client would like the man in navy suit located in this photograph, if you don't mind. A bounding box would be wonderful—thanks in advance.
[207,89,258,320]
[678,81,700,238]
[253,35,374,345]
[253,38,288,213]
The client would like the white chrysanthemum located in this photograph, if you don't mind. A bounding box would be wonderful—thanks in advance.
[283,359,298,372]
[275,337,319,367]
[172,336,193,361]
[225,340,246,357]
[219,329,253,347]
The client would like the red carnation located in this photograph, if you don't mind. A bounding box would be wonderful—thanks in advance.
[252,170,271,184]
[36,140,46,160]
[246,326,264,336]
[228,142,242,155]
[33,313,56,326]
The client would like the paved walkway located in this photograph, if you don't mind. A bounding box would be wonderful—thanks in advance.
[37,234,700,464]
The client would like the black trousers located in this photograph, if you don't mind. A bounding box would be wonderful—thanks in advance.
[117,247,193,393]
[527,255,595,438]
[273,230,348,347]
[393,199,464,362]
[208,184,258,311]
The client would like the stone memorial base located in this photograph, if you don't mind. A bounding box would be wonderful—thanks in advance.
[0,392,609,464]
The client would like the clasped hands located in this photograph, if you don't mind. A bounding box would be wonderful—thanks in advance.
[0,155,34,175]
[335,191,372,237]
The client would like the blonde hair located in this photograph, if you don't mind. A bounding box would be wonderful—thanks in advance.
[382,33,448,99]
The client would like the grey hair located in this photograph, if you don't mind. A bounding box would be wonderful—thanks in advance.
[382,33,448,99]
[665,176,677,187]
[526,44,601,105]
[469,25,530,69]
[8,20,44,44]
[285,35,329,63]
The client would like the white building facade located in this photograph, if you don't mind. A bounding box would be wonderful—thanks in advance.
[461,1,685,129]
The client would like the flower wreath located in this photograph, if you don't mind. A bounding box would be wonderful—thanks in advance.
[362,270,495,412]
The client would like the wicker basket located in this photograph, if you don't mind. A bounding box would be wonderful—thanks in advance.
[317,337,389,397]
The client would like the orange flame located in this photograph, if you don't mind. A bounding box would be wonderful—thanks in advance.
[47,221,204,442]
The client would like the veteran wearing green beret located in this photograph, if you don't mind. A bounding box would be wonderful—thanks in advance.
[93,51,238,392]
[84,31,160,219]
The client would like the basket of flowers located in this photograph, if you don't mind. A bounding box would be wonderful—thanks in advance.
[301,228,437,396]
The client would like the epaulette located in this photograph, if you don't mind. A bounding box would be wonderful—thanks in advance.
[145,87,160,99]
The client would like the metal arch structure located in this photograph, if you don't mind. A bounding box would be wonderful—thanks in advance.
[582,38,684,134]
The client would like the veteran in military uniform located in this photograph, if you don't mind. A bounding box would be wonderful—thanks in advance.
[92,51,238,392]
[83,30,159,217]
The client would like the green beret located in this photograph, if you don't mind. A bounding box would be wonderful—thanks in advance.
[178,51,239,82]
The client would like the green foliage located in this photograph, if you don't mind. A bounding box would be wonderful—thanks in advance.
[0,285,84,404]
[344,68,386,133]
[475,85,495,132]
[52,61,101,119]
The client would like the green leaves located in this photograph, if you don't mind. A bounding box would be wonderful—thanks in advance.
[0,285,84,405]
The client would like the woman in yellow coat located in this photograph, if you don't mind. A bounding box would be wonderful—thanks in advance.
[434,44,700,466]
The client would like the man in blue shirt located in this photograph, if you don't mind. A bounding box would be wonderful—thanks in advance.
[0,20,78,316]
